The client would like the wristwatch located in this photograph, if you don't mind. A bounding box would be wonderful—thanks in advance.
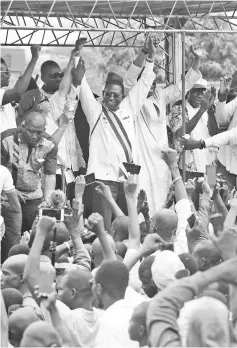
[141,48,148,55]
[199,140,206,149]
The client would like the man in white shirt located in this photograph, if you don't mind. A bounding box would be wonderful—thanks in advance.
[213,76,237,187]
[0,165,22,262]
[57,267,101,347]
[124,45,203,214]
[181,123,237,185]
[0,46,40,133]
[92,260,139,348]
[77,38,156,233]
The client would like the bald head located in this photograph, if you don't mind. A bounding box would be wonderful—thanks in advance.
[115,241,127,259]
[1,254,28,291]
[152,209,178,241]
[132,301,149,326]
[3,254,28,275]
[67,268,92,292]
[58,268,93,309]
[92,235,116,267]
[8,244,30,257]
[20,321,61,347]
[193,240,222,271]
[24,111,46,128]
[9,307,41,347]
[112,216,129,242]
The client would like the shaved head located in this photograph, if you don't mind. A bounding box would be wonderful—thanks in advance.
[57,268,93,309]
[152,209,178,241]
[92,235,116,267]
[9,306,40,347]
[24,111,46,128]
[20,321,61,347]
[132,301,149,325]
[128,301,149,343]
[2,254,28,276]
[193,240,222,271]
[1,254,28,291]
[112,216,129,242]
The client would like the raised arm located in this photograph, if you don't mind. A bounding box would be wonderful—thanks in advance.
[162,148,191,254]
[147,257,237,347]
[215,76,237,125]
[23,216,56,304]
[124,176,141,250]
[95,182,125,219]
[124,234,161,271]
[73,58,101,128]
[158,45,202,106]
[175,89,214,138]
[223,191,237,230]
[64,199,91,270]
[121,37,156,118]
[88,213,116,262]
[123,40,149,94]
[2,45,41,105]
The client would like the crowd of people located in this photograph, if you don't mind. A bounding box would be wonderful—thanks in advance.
[1,36,237,347]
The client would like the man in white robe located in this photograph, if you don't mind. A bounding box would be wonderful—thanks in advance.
[123,46,202,215]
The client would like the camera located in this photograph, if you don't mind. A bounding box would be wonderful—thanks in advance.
[38,208,65,222]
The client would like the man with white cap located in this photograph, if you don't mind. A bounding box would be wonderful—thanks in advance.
[151,250,185,291]
[169,78,215,180]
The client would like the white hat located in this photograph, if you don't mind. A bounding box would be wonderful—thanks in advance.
[151,250,185,290]
[192,77,207,89]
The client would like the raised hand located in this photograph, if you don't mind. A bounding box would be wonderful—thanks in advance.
[190,44,202,58]
[95,181,113,202]
[87,213,105,235]
[161,148,177,167]
[34,284,57,311]
[37,216,56,235]
[228,189,237,209]
[209,86,216,107]
[124,175,137,198]
[141,233,162,257]
[200,90,212,111]
[64,199,84,233]
[210,227,237,260]
[72,57,86,86]
[75,175,86,199]
[185,179,196,199]
[186,218,202,243]
[147,36,156,60]
[202,175,214,199]
[30,45,41,59]
[219,76,232,95]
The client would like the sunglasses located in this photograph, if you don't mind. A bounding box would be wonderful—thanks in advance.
[49,72,64,79]
[0,70,10,75]
[103,91,122,99]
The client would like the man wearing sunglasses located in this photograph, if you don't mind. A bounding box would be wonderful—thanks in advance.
[18,50,86,197]
[75,37,156,233]
[0,45,41,133]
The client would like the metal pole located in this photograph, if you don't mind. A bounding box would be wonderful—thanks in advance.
[181,32,186,183]
[1,26,237,33]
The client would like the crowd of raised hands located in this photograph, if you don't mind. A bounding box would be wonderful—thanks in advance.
[1,146,237,348]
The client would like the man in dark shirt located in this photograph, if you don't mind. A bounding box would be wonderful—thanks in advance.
[1,110,58,232]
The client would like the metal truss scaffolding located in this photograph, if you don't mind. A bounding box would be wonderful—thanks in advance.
[1,1,237,181]
[1,0,237,48]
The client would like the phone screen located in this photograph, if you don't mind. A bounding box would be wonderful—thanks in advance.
[84,173,96,185]
[187,213,196,229]
[206,165,216,186]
